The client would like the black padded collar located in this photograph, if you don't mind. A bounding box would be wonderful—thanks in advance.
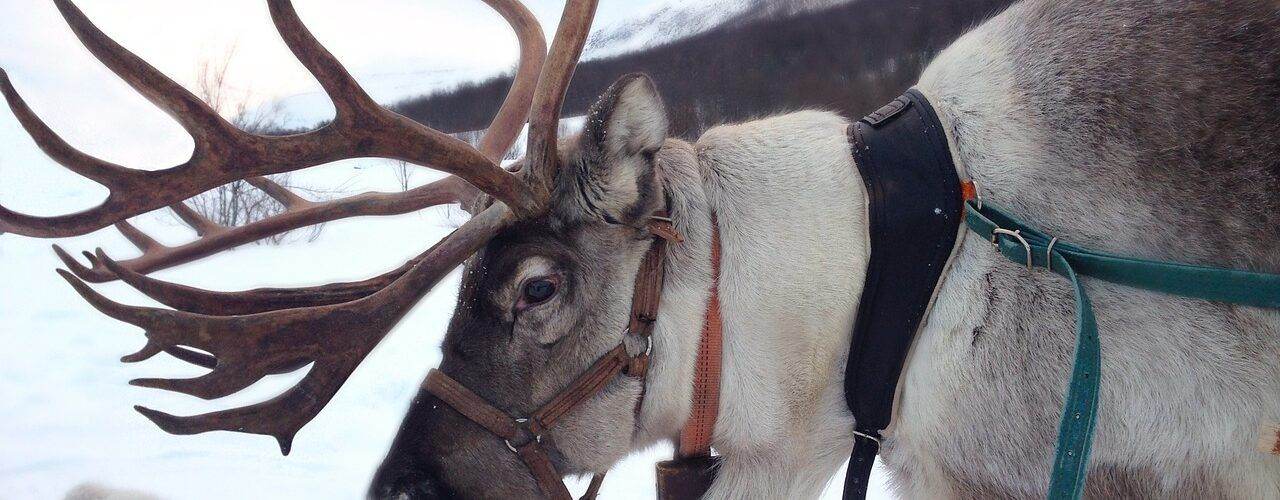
[842,89,964,499]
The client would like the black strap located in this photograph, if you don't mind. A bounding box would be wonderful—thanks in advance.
[842,89,963,499]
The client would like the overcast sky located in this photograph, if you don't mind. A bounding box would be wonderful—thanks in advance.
[0,0,675,215]
[0,0,667,105]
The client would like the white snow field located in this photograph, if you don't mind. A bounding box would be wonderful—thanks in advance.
[0,1,892,498]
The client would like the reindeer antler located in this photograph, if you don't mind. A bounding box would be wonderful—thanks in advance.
[7,0,550,282]
[5,0,600,452]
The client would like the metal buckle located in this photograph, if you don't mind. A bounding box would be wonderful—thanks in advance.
[1045,237,1059,273]
[992,228,1033,270]
[505,418,543,453]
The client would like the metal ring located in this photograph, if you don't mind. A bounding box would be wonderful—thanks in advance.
[503,435,543,453]
[852,430,882,446]
[623,327,653,358]
[992,228,1033,270]
[505,419,541,453]
[1045,237,1059,273]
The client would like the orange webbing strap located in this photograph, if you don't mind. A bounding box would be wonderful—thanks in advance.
[678,214,723,458]
[961,180,980,202]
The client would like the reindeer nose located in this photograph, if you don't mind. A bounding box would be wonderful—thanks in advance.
[368,456,452,500]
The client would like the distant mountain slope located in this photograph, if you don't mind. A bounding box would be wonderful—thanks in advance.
[585,0,753,57]
[393,0,1016,138]
[585,0,854,57]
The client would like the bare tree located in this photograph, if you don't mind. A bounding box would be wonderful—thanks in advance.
[182,46,325,244]
[390,160,413,191]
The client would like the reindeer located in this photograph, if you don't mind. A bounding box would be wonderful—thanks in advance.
[2,0,1278,498]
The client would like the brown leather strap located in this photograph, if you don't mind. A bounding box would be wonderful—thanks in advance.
[516,441,573,500]
[428,363,620,500]
[530,345,630,434]
[678,214,723,458]
[424,370,517,439]
[627,214,678,378]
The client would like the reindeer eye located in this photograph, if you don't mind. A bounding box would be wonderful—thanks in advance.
[522,279,557,304]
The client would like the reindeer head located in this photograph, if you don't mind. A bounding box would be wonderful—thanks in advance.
[369,73,672,498]
[2,1,674,498]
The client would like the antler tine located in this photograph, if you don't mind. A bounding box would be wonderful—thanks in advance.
[52,244,99,280]
[477,0,547,162]
[56,201,513,454]
[0,68,138,188]
[524,0,600,201]
[56,175,473,284]
[119,339,218,369]
[133,361,353,456]
[56,269,182,331]
[131,362,271,401]
[245,177,312,210]
[95,248,414,316]
[115,220,164,252]
[52,0,237,138]
[169,203,222,237]
[265,0,377,122]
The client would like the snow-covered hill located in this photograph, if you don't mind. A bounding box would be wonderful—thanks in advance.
[586,0,854,57]
[271,0,857,128]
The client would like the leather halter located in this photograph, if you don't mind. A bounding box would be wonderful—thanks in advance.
[424,212,690,500]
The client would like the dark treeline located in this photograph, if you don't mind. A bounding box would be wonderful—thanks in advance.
[395,0,1016,138]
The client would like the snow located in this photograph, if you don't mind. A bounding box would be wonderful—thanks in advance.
[584,0,757,58]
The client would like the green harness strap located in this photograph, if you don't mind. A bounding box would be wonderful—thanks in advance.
[964,200,1280,500]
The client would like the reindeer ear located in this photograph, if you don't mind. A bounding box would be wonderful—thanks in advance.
[560,73,668,226]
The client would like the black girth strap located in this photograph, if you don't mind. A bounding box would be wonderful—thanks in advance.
[842,88,963,499]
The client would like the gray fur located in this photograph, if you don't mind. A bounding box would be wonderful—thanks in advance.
[900,0,1280,498]
[372,1,1280,498]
